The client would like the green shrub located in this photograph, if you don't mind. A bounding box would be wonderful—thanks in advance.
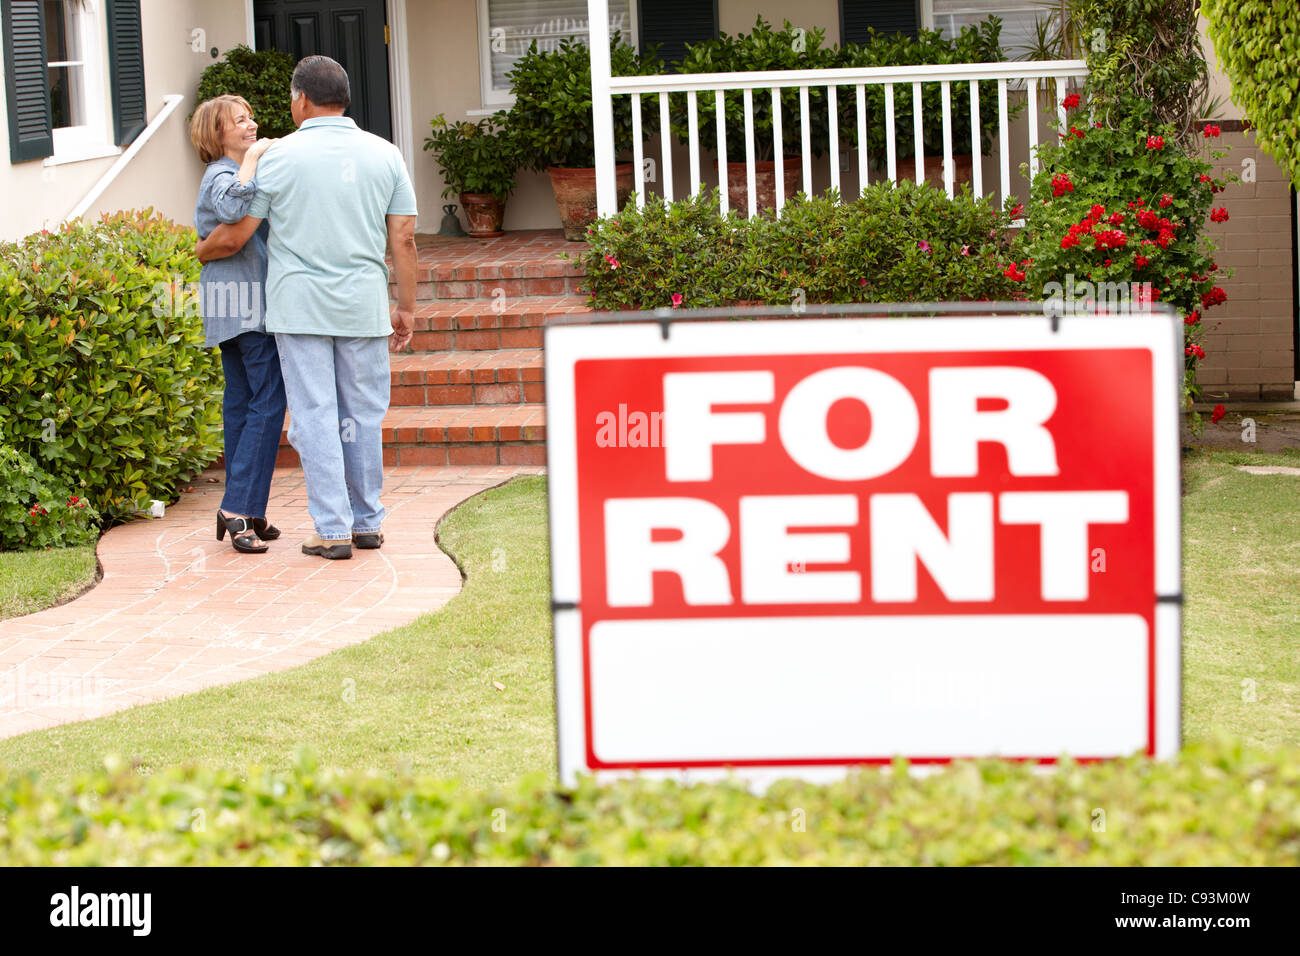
[0,211,223,521]
[423,112,523,200]
[1018,104,1232,410]
[507,33,661,170]
[671,18,837,162]
[0,446,99,551]
[195,44,296,139]
[1,738,1296,864]
[836,18,1011,162]
[1203,0,1300,185]
[580,183,1025,310]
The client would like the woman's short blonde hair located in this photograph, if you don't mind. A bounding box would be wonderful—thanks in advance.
[189,95,253,164]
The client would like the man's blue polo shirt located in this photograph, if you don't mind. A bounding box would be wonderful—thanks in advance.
[248,116,418,337]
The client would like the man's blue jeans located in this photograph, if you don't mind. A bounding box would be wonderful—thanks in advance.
[275,333,389,540]
[219,331,287,518]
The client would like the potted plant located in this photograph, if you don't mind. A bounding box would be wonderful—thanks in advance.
[423,112,521,237]
[507,34,660,240]
[838,19,1018,187]
[671,18,836,216]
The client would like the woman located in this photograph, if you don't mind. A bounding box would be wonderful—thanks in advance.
[189,95,285,554]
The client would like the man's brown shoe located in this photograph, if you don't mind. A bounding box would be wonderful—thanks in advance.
[352,531,384,550]
[301,535,352,560]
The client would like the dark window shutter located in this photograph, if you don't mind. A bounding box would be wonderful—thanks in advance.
[2,0,54,162]
[840,0,920,43]
[639,0,718,68]
[107,0,147,147]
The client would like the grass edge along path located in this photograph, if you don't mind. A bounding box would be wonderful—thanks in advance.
[0,476,555,788]
[0,546,98,623]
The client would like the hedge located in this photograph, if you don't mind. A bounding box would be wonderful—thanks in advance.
[0,212,223,522]
[1,738,1296,865]
[579,184,1025,311]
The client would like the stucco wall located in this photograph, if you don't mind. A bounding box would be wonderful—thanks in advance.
[0,0,248,241]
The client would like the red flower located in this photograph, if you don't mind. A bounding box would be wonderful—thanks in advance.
[1137,209,1159,230]
[1010,202,1024,218]
[1087,204,1104,220]
[1199,174,1213,184]
[1069,126,1086,139]
[1134,254,1149,268]
[1159,194,1173,207]
[1093,121,1103,129]
[1156,228,1175,249]
[1210,404,1226,423]
[1202,124,1221,139]
[1184,310,1200,325]
[1146,135,1165,150]
[1185,344,1206,360]
[670,292,683,308]
[859,277,867,286]
[1201,287,1227,308]
[1004,263,1026,282]
[1107,211,1125,226]
[1060,235,1079,250]
[1051,173,1074,197]
[1062,93,1081,110]
[1210,207,1229,223]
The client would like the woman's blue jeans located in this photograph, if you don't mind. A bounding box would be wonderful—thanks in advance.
[218,331,288,518]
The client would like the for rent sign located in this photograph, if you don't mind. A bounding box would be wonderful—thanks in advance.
[545,314,1181,785]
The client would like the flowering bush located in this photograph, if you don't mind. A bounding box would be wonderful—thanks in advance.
[1019,101,1233,409]
[580,183,1026,310]
[0,446,99,551]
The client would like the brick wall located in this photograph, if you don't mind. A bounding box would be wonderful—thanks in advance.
[1195,127,1297,401]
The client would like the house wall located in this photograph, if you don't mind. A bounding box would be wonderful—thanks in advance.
[0,0,248,242]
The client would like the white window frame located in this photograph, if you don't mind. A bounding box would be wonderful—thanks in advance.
[44,0,119,166]
[476,0,639,108]
[922,1,1060,58]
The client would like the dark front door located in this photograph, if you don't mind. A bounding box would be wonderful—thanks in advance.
[253,0,392,141]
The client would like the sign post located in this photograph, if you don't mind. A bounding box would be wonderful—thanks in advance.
[546,309,1182,786]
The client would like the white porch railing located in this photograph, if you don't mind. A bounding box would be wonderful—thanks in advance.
[586,0,1087,219]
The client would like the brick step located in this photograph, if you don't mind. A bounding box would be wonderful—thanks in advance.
[275,404,547,468]
[392,231,589,302]
[389,350,544,406]
[408,296,590,351]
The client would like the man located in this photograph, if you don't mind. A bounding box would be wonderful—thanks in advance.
[199,55,419,560]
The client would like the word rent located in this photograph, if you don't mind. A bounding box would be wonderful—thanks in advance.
[605,366,1130,607]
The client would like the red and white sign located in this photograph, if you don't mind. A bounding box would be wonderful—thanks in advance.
[545,315,1181,785]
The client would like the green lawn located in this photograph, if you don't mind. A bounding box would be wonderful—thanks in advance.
[0,456,1296,785]
[0,546,98,622]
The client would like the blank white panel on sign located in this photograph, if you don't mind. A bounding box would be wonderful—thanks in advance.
[589,615,1148,763]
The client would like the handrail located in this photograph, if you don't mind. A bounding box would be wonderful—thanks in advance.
[66,93,186,223]
[607,59,1090,95]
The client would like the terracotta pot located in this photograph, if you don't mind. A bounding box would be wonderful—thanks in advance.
[890,153,975,188]
[546,164,634,241]
[717,160,803,218]
[459,193,506,237]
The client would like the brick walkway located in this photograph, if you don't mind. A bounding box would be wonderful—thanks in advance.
[0,464,541,739]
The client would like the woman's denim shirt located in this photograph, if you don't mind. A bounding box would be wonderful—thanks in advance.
[193,157,271,347]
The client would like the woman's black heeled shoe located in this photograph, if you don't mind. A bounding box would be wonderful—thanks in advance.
[252,517,280,540]
[216,511,268,554]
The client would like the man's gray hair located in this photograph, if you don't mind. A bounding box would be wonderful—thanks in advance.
[290,55,351,109]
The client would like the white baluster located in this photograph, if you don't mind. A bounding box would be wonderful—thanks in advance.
[885,82,897,184]
[969,79,982,199]
[772,87,785,215]
[941,80,953,198]
[912,81,924,185]
[659,91,674,202]
[1055,76,1067,135]
[687,90,701,198]
[800,86,812,197]
[631,92,644,210]
[716,89,728,215]
[828,85,840,197]
[1028,83,1039,182]
[856,84,868,198]
[744,87,757,218]
[998,78,1010,206]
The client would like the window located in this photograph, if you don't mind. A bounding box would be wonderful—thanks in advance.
[3,0,145,165]
[43,0,112,161]
[929,1,1056,60]
[478,0,637,106]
